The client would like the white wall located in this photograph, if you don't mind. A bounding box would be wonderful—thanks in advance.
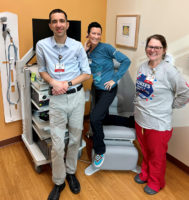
[106,0,189,166]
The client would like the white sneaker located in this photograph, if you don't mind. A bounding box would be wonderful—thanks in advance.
[93,154,105,168]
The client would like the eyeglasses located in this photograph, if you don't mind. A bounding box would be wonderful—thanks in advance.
[146,45,163,50]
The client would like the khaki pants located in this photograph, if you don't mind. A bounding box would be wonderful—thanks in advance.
[49,88,85,185]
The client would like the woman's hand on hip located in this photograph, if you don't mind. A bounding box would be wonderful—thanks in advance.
[104,80,115,90]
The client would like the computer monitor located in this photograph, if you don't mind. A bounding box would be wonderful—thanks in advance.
[32,18,81,51]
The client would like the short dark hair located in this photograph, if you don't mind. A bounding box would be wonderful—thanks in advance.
[87,22,102,34]
[49,9,67,23]
[146,34,167,59]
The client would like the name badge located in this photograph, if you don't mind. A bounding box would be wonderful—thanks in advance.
[55,63,65,72]
[144,73,155,85]
[88,58,92,65]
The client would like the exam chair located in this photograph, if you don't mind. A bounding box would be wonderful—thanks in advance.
[85,60,139,175]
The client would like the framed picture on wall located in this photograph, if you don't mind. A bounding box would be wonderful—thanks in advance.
[115,15,140,49]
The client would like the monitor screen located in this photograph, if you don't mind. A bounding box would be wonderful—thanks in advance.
[32,18,81,51]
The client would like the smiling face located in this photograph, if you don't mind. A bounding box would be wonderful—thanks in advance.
[49,12,69,41]
[88,27,102,47]
[145,38,166,64]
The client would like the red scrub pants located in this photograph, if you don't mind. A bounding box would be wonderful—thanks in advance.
[135,122,172,192]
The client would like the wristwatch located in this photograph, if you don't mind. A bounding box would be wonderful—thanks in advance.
[68,81,72,87]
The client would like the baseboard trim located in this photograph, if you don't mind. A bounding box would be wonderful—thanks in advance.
[1,134,188,175]
[167,153,189,174]
[0,135,22,148]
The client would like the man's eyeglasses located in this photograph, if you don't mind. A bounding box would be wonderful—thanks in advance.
[146,46,163,50]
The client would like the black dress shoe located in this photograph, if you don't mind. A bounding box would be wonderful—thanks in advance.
[47,182,65,200]
[66,173,80,194]
[144,185,157,195]
[134,174,147,184]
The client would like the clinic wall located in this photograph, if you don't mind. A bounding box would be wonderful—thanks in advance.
[0,0,107,142]
[106,0,189,166]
